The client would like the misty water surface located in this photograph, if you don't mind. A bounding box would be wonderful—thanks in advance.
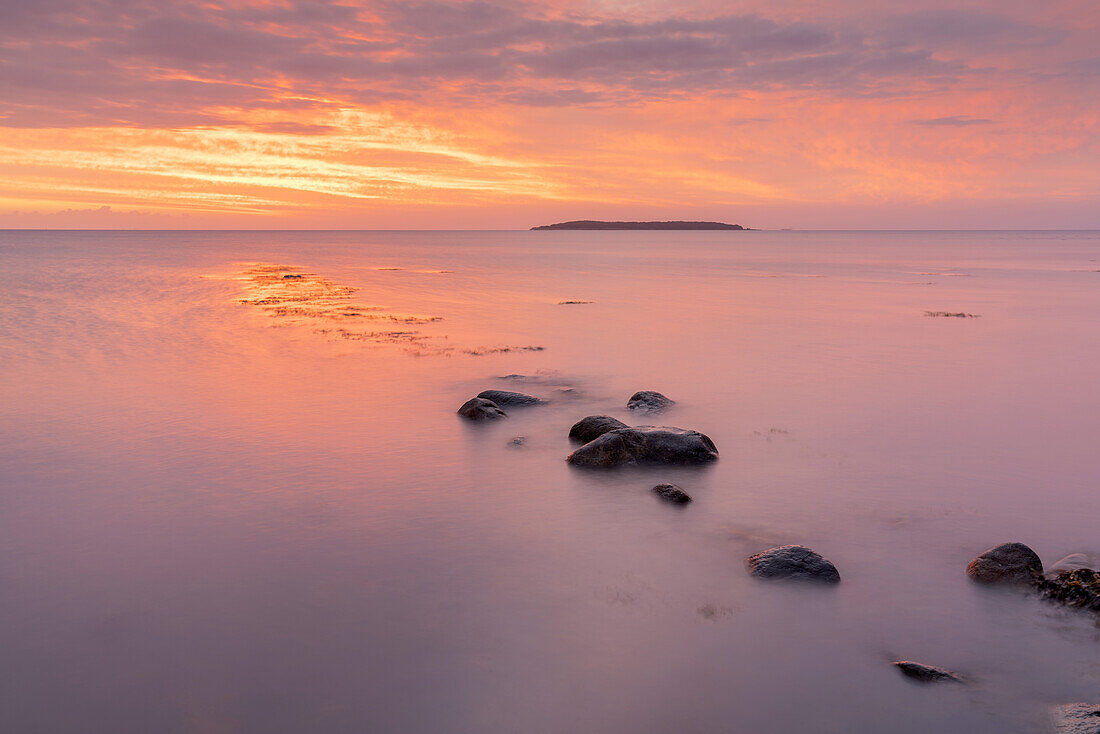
[1,230,1099,733]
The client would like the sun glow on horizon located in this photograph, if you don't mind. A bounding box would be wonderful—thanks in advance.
[1,0,1098,228]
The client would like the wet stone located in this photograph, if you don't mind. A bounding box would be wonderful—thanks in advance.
[652,483,692,504]
[477,389,544,406]
[892,661,963,684]
[568,415,629,443]
[566,426,718,467]
[746,545,840,584]
[966,542,1043,585]
[627,390,675,413]
[457,397,507,421]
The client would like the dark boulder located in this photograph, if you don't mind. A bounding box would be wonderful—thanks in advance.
[966,542,1042,585]
[457,397,506,421]
[746,545,840,584]
[568,415,629,443]
[627,390,675,413]
[566,426,718,467]
[477,389,544,406]
[1036,569,1100,614]
[652,483,692,504]
[892,661,963,683]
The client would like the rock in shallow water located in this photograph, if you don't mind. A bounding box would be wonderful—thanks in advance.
[892,661,963,683]
[652,483,692,504]
[477,389,544,406]
[568,415,629,443]
[457,397,507,421]
[627,390,675,413]
[566,426,718,467]
[1047,553,1100,577]
[1036,569,1100,614]
[966,542,1043,585]
[746,545,840,583]
[1051,704,1100,734]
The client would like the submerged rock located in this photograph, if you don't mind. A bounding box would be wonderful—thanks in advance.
[746,545,840,584]
[1047,553,1100,577]
[1036,569,1100,614]
[568,415,629,443]
[966,542,1043,585]
[652,483,692,504]
[477,389,544,406]
[627,390,675,413]
[1050,703,1100,733]
[457,397,507,421]
[566,426,718,467]
[892,661,963,683]
[508,436,526,447]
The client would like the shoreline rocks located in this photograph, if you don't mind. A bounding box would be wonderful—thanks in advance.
[966,542,1043,585]
[568,415,629,443]
[567,426,718,467]
[652,483,692,504]
[746,545,840,584]
[892,661,963,684]
[457,397,507,421]
[627,390,675,413]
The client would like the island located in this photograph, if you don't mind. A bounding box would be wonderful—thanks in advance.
[531,220,748,231]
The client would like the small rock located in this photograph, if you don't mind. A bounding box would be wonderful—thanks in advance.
[1051,704,1100,734]
[966,542,1043,585]
[746,545,840,584]
[477,389,544,406]
[457,397,507,421]
[1047,553,1100,577]
[627,390,675,413]
[1036,569,1100,613]
[568,415,629,443]
[892,661,963,683]
[567,426,718,467]
[652,483,692,504]
[509,436,526,447]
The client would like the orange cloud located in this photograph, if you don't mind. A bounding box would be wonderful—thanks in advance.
[0,0,1097,227]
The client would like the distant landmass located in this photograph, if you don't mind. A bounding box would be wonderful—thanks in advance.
[531,220,748,231]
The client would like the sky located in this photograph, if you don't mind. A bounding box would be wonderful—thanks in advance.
[1,0,1098,229]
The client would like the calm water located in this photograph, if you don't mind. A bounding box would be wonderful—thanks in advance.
[1,230,1099,733]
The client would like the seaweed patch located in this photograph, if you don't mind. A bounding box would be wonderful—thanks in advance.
[221,263,545,357]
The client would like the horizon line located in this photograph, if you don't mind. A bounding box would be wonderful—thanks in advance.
[3,228,1100,233]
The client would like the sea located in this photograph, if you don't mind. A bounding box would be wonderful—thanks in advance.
[1,229,1098,733]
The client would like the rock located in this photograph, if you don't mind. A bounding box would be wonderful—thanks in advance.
[1047,553,1100,577]
[652,483,692,504]
[457,397,506,421]
[627,390,675,413]
[746,545,840,584]
[566,426,718,467]
[508,436,526,447]
[1051,703,1100,733]
[568,415,629,443]
[477,389,544,406]
[966,542,1043,585]
[892,661,963,683]
[1036,569,1100,613]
